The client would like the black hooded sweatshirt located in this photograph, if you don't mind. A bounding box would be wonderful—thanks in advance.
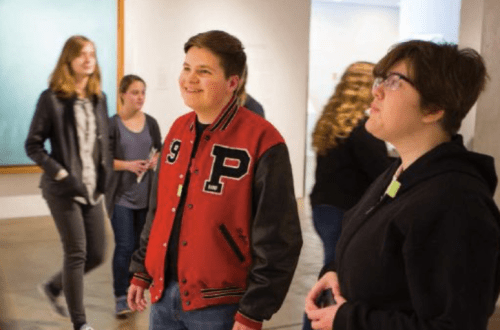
[325,135,500,330]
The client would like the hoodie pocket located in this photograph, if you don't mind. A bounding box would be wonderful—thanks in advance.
[218,224,246,263]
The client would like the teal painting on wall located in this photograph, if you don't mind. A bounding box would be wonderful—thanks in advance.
[0,0,117,165]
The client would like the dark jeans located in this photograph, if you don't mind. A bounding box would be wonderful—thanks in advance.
[110,204,147,297]
[150,281,239,330]
[43,193,106,328]
[311,204,344,265]
[303,204,344,330]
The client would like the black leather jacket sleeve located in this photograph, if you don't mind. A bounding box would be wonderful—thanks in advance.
[25,90,65,178]
[238,143,303,321]
[129,146,162,275]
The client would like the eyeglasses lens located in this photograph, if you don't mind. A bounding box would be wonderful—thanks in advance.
[386,75,401,90]
[373,77,383,90]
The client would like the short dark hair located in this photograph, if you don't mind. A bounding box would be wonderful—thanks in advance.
[184,30,246,79]
[374,40,488,135]
[118,74,146,104]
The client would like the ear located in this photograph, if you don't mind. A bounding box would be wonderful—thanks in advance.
[422,107,445,124]
[227,75,240,93]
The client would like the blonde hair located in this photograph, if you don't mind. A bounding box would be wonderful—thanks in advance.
[312,62,375,155]
[236,64,248,106]
[49,35,102,99]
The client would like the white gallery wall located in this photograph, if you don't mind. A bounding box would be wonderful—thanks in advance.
[1,0,490,219]
[307,1,400,152]
[123,0,311,198]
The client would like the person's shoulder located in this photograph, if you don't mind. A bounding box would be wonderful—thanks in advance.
[350,119,378,141]
[243,94,265,117]
[165,111,196,137]
[239,107,282,135]
[173,111,195,124]
[144,112,160,125]
[39,88,55,100]
[109,113,119,124]
[402,171,497,226]
[238,106,268,125]
[36,89,60,109]
[404,176,500,247]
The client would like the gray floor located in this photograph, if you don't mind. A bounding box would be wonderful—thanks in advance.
[2,195,500,329]
[0,198,324,330]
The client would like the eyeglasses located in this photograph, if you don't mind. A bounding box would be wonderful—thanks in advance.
[372,73,416,91]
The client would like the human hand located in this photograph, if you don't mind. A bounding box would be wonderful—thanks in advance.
[306,299,346,330]
[148,153,160,170]
[54,168,69,181]
[53,173,87,198]
[127,160,148,177]
[127,284,148,312]
[305,272,346,329]
[232,321,255,330]
[305,272,341,309]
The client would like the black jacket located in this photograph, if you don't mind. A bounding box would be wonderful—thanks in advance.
[25,89,112,199]
[310,120,393,210]
[105,113,162,217]
[243,94,265,118]
[325,135,500,330]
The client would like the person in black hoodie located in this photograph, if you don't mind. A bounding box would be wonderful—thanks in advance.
[305,40,500,330]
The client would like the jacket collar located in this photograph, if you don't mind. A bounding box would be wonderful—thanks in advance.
[189,95,239,133]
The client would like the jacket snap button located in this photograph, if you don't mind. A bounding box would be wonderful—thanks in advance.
[182,241,187,246]
[204,135,210,141]
[187,204,193,209]
[184,291,189,296]
[182,278,187,284]
[186,301,191,306]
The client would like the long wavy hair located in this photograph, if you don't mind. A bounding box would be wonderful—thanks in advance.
[49,35,102,99]
[312,62,375,155]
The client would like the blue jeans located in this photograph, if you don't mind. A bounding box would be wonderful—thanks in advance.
[150,281,239,330]
[312,205,344,265]
[303,204,344,330]
[110,204,147,297]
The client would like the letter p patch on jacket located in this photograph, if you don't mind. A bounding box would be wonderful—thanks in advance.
[204,144,251,194]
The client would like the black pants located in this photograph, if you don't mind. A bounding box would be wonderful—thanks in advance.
[43,192,106,327]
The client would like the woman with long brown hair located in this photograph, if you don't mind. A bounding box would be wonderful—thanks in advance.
[25,35,112,330]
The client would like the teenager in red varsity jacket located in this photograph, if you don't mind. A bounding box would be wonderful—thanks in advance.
[127,30,302,330]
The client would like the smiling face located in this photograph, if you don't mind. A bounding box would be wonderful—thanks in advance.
[366,60,428,146]
[121,80,146,112]
[70,42,96,80]
[179,46,239,118]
